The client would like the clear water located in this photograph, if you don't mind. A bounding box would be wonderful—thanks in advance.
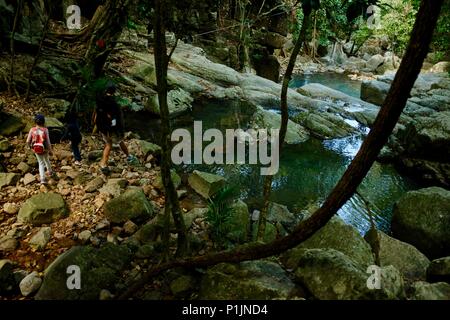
[128,76,417,235]
[289,72,362,98]
[172,99,418,235]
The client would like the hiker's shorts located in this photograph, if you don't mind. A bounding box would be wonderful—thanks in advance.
[101,131,124,145]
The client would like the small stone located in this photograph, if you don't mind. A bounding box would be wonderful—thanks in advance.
[19,271,42,296]
[90,236,101,247]
[0,139,11,152]
[60,189,71,196]
[17,162,30,174]
[112,227,123,236]
[123,220,138,235]
[177,190,187,199]
[99,289,114,300]
[95,219,110,231]
[150,189,159,198]
[66,170,79,180]
[23,173,36,186]
[78,230,92,244]
[85,177,105,193]
[0,236,18,252]
[107,233,118,244]
[3,203,19,214]
[29,227,52,251]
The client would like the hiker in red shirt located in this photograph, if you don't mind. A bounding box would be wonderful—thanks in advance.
[26,114,55,184]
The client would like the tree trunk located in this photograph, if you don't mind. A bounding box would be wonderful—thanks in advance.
[25,9,51,101]
[153,0,188,257]
[257,9,311,241]
[9,0,23,96]
[83,0,131,79]
[118,0,444,300]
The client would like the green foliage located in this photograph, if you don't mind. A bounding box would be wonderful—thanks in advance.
[432,0,450,56]
[351,20,374,52]
[376,0,417,55]
[206,186,238,248]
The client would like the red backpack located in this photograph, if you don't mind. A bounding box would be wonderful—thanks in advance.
[31,127,47,154]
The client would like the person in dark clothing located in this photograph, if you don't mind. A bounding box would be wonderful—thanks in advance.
[94,82,135,172]
[62,111,83,164]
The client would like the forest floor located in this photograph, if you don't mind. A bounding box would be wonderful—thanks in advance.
[0,93,216,300]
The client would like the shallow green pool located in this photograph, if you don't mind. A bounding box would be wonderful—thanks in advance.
[176,99,418,235]
[128,76,418,235]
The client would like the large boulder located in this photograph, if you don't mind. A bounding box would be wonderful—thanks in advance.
[398,111,450,163]
[430,61,450,73]
[392,187,450,259]
[365,54,385,72]
[146,88,193,118]
[427,257,450,283]
[188,170,226,199]
[411,281,450,300]
[360,80,390,106]
[364,229,430,281]
[291,248,404,300]
[299,112,356,139]
[282,216,374,268]
[0,113,25,136]
[198,260,300,299]
[251,106,309,144]
[0,260,16,295]
[103,188,155,224]
[35,244,133,300]
[0,173,20,189]
[18,193,69,226]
